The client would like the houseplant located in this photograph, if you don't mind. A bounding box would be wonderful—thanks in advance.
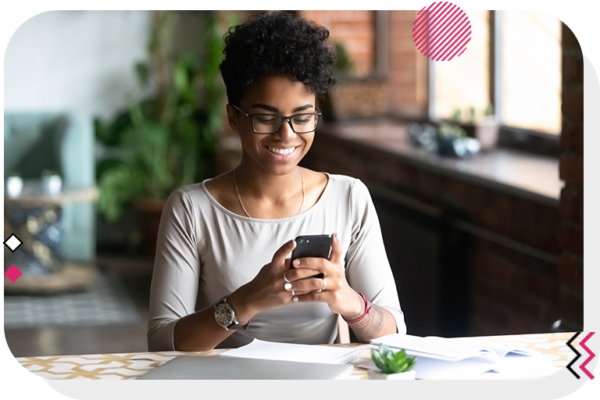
[369,343,417,380]
[95,11,235,254]
[451,104,499,152]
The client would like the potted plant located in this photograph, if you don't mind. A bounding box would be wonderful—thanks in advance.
[369,344,417,380]
[94,11,235,254]
[451,104,499,152]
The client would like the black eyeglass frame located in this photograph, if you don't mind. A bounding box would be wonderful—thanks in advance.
[231,104,322,134]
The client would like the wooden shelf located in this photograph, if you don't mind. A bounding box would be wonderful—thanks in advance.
[5,185,98,206]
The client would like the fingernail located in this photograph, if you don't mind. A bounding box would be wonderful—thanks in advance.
[284,283,292,290]
[292,296,299,302]
[289,240,295,246]
[293,260,300,266]
[333,233,338,241]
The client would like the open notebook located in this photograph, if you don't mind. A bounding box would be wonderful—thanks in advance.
[365,334,555,379]
[221,338,361,364]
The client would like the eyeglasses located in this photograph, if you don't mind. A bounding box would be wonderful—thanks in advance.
[231,104,321,134]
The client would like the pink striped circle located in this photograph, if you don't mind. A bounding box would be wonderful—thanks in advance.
[413,1,472,61]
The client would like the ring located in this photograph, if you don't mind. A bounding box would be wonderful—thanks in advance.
[317,278,326,293]
[283,272,290,283]
[292,290,295,296]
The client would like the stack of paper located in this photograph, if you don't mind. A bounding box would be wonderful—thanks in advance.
[222,339,360,364]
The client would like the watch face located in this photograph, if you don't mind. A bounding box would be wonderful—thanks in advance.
[214,302,233,326]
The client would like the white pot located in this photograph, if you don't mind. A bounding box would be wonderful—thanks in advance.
[7,176,23,197]
[475,115,499,151]
[367,370,416,380]
[43,175,62,195]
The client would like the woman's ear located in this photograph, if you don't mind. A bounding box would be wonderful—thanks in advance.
[225,104,239,133]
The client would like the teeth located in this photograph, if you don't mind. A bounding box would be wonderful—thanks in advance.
[268,147,295,155]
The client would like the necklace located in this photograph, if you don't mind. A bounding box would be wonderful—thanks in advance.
[233,166,305,218]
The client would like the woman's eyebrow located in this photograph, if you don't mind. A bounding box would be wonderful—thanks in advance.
[251,104,314,113]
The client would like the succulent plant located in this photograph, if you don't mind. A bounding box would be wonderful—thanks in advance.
[371,344,416,374]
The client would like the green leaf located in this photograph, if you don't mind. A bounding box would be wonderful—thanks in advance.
[371,348,388,373]
[370,344,416,374]
[135,61,150,87]
[173,60,189,94]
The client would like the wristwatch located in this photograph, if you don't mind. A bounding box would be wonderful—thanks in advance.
[214,297,250,330]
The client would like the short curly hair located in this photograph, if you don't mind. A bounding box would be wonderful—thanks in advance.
[220,12,336,106]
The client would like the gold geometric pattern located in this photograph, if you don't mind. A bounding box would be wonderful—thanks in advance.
[16,332,580,380]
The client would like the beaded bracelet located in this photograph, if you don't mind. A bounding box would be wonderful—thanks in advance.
[342,292,371,325]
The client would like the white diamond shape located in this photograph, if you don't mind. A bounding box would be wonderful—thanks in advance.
[4,234,23,252]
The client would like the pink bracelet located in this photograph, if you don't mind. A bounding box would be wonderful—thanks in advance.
[342,293,371,325]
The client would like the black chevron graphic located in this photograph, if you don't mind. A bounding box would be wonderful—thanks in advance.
[566,331,581,379]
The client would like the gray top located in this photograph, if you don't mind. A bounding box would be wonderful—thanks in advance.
[147,173,406,351]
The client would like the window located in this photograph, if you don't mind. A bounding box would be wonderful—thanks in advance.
[430,10,489,122]
[431,10,562,141]
[499,10,561,135]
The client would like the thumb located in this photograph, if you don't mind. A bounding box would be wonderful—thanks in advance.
[272,239,296,270]
[329,233,343,266]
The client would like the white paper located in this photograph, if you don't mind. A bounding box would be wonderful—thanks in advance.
[221,339,360,364]
[466,354,560,380]
[411,356,496,380]
[371,334,494,362]
[449,337,539,358]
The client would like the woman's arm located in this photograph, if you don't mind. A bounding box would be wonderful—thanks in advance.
[291,178,406,341]
[167,239,322,352]
[291,233,399,343]
[340,292,398,343]
[172,289,251,351]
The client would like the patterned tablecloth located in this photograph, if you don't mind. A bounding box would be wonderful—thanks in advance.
[16,332,579,380]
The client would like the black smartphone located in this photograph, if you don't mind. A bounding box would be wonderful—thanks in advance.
[290,234,332,279]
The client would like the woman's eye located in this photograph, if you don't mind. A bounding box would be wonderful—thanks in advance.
[256,116,278,124]
[292,117,311,124]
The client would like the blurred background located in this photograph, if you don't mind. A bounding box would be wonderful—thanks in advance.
[3,10,583,357]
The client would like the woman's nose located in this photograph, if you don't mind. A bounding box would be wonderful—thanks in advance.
[274,118,297,140]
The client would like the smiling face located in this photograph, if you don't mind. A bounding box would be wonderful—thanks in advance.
[226,75,317,176]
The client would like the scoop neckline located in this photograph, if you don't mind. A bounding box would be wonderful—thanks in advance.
[201,172,331,223]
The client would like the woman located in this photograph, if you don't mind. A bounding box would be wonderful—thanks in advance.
[147,11,406,352]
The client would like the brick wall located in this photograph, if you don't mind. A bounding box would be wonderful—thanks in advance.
[389,11,428,117]
[299,10,375,77]
[558,23,584,330]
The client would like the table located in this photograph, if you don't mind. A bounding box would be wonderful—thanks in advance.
[16,332,579,380]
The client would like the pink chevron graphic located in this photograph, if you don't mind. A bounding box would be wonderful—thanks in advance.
[579,332,596,379]
[413,1,471,61]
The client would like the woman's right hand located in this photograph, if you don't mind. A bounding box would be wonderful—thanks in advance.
[227,239,322,323]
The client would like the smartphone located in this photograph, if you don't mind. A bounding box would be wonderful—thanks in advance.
[290,234,332,279]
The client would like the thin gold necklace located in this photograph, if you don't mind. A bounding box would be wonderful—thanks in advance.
[233,167,305,218]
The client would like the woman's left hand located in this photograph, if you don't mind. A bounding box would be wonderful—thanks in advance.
[289,233,364,319]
